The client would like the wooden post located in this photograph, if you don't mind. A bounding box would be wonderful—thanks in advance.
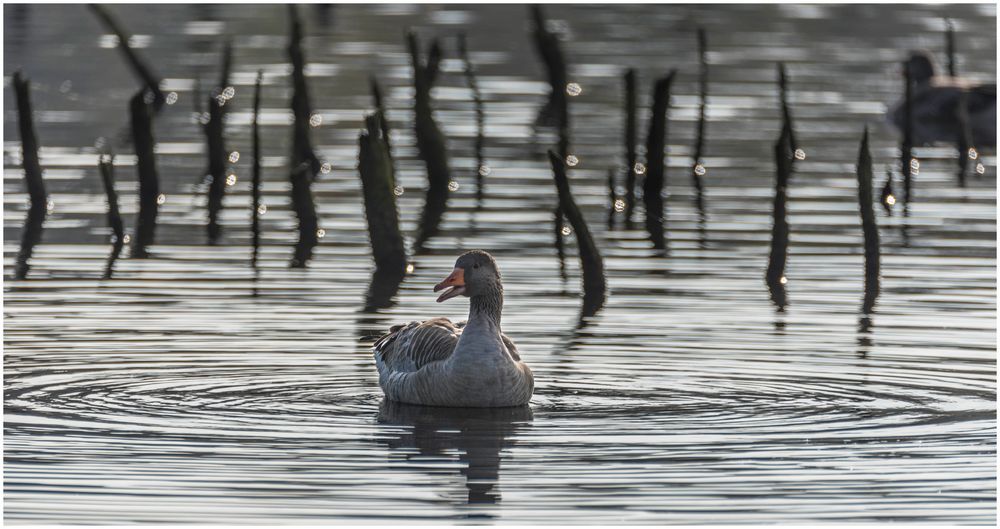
[901,60,914,214]
[777,62,798,155]
[251,70,263,268]
[99,153,125,278]
[458,33,487,203]
[204,39,233,243]
[690,27,708,211]
[857,127,880,314]
[409,32,452,252]
[359,112,407,279]
[623,69,638,226]
[548,150,606,317]
[288,5,321,178]
[12,72,47,279]
[130,89,159,258]
[766,125,792,310]
[642,71,677,251]
[88,5,165,110]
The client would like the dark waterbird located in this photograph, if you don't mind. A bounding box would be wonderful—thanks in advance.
[888,50,996,147]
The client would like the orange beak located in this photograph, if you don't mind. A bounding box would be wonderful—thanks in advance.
[433,268,466,303]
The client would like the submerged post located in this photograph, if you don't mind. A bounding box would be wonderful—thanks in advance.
[458,33,487,203]
[777,62,798,155]
[530,5,568,131]
[409,32,452,252]
[623,69,638,226]
[642,71,677,251]
[88,4,165,110]
[607,167,617,228]
[369,76,393,163]
[288,6,320,267]
[856,127,880,314]
[880,165,895,216]
[12,72,47,280]
[690,27,708,212]
[289,162,319,268]
[98,153,125,278]
[530,5,570,258]
[359,112,407,280]
[900,60,914,214]
[945,18,957,77]
[204,39,233,243]
[130,89,159,258]
[251,70,263,268]
[288,5,321,178]
[766,125,793,310]
[548,150,606,317]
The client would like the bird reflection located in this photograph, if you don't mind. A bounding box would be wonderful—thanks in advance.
[377,399,532,509]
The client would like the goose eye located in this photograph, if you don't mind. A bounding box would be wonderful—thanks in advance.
[473,263,480,269]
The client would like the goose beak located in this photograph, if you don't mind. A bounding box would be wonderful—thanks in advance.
[434,268,466,303]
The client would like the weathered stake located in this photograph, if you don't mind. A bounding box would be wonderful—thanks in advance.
[458,33,487,203]
[130,89,159,259]
[288,5,321,179]
[359,112,407,279]
[642,71,677,251]
[606,167,617,228]
[530,5,568,131]
[901,60,914,214]
[766,125,792,310]
[548,150,606,317]
[289,162,318,268]
[530,6,570,258]
[690,27,708,211]
[409,32,452,252]
[251,70,263,268]
[623,69,638,226]
[945,18,957,77]
[857,127,880,314]
[880,165,895,216]
[288,6,320,267]
[98,153,125,279]
[204,39,233,243]
[777,62,798,155]
[12,72,47,280]
[369,76,393,163]
[88,4,165,110]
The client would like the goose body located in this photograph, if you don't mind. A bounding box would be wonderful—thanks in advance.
[373,251,534,407]
[889,50,997,146]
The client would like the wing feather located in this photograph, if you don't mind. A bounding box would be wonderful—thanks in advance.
[374,317,462,376]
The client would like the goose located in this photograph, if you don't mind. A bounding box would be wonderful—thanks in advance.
[889,50,996,147]
[373,250,534,407]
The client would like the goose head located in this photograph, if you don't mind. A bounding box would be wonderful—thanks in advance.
[906,50,937,85]
[433,250,501,302]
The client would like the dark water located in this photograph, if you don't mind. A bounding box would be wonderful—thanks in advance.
[3,3,997,524]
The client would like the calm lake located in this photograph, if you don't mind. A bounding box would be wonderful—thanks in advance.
[3,3,997,524]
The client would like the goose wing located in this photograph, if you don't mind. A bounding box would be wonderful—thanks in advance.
[373,317,464,375]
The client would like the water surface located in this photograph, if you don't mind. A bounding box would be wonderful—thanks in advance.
[3,3,997,524]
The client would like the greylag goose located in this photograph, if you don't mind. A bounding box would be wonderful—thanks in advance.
[373,250,534,407]
[889,50,996,146]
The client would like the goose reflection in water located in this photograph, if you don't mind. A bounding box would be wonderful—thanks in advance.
[376,399,532,509]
